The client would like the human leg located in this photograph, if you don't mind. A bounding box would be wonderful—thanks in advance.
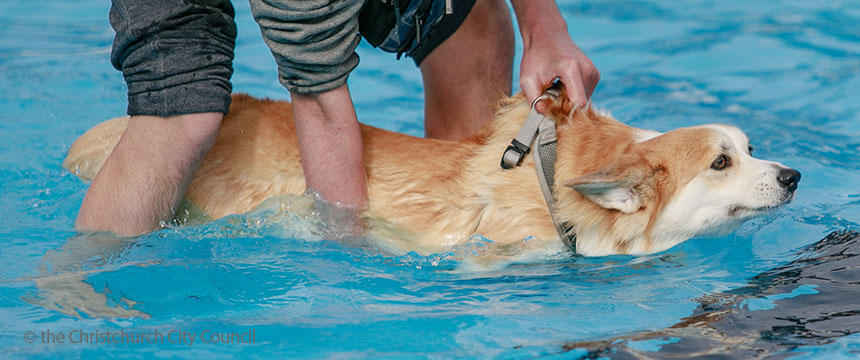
[76,113,222,235]
[77,0,237,235]
[419,0,515,140]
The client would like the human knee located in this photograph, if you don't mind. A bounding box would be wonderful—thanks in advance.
[125,113,223,155]
[176,112,224,143]
[472,0,514,47]
[456,0,514,73]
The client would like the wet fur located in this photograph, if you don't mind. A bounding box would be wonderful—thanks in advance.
[65,93,790,256]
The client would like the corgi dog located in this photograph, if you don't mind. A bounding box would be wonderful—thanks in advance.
[64,93,800,256]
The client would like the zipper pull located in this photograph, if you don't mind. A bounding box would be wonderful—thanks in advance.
[415,18,422,44]
[446,0,453,14]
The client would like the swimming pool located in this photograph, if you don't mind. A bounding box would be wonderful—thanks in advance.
[1,0,858,358]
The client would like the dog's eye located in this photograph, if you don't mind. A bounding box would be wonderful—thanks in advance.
[711,154,731,170]
[748,145,754,155]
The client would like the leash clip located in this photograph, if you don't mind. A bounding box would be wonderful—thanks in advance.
[531,93,552,109]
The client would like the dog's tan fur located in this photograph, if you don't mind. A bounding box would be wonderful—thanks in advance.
[65,93,785,256]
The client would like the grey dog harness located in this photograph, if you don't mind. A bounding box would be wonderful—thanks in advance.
[500,90,577,252]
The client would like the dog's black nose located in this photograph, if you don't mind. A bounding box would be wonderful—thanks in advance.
[777,168,801,192]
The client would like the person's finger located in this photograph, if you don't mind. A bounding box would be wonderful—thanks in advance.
[560,68,588,109]
[522,75,556,113]
[520,76,542,105]
[585,68,600,98]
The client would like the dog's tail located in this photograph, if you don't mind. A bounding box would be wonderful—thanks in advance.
[63,116,129,182]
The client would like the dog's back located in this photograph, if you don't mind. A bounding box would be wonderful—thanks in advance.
[64,95,506,252]
[65,93,799,256]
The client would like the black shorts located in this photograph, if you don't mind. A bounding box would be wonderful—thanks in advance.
[358,0,477,65]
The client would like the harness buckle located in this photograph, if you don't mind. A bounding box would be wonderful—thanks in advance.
[500,140,529,169]
[500,93,556,170]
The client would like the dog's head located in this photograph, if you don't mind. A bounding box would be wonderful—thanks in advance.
[554,110,799,255]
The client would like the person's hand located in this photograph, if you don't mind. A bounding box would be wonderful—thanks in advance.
[520,32,600,110]
[510,0,600,109]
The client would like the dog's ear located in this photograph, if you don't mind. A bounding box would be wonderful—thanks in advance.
[563,155,654,213]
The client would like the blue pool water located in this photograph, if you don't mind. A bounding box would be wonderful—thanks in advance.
[1,0,859,358]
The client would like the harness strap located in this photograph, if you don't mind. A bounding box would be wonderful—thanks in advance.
[500,101,547,169]
[533,117,578,250]
[499,91,577,252]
